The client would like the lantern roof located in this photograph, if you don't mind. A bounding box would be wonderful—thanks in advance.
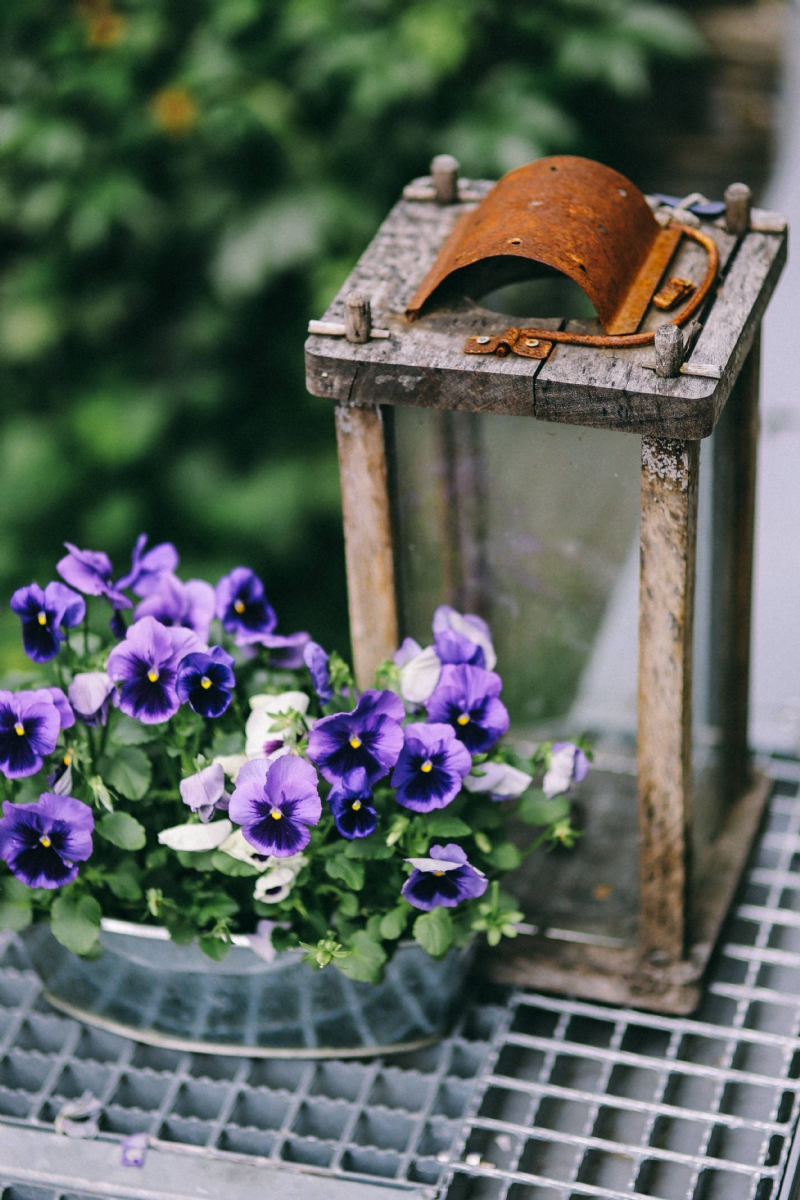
[305,159,786,440]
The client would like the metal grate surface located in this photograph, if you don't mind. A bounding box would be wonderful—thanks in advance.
[0,759,799,1200]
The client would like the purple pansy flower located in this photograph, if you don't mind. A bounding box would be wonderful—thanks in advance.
[303,641,334,703]
[258,630,311,669]
[327,767,378,839]
[307,690,404,786]
[401,843,487,910]
[229,755,321,858]
[10,582,85,664]
[215,568,277,645]
[432,605,496,669]
[543,741,590,799]
[3,793,91,884]
[0,691,61,778]
[68,672,117,727]
[32,687,75,731]
[135,574,216,642]
[106,617,201,724]
[391,723,472,812]
[180,762,230,823]
[56,544,131,609]
[0,793,94,889]
[176,648,235,718]
[425,664,509,754]
[116,534,179,597]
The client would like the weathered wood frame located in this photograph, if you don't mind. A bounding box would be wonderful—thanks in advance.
[307,183,786,1013]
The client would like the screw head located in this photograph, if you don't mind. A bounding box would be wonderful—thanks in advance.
[475,336,490,345]
[525,339,540,348]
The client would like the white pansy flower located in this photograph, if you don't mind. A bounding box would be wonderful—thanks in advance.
[253,853,307,904]
[398,644,442,704]
[543,742,589,798]
[158,820,232,852]
[462,761,532,800]
[217,828,270,871]
[213,753,248,781]
[245,691,310,759]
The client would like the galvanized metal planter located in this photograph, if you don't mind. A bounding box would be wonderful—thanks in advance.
[21,919,472,1058]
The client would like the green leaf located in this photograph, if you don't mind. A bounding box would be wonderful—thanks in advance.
[51,893,102,956]
[0,876,32,931]
[102,747,151,801]
[210,850,260,877]
[176,850,218,871]
[96,812,146,851]
[325,856,365,890]
[211,729,245,756]
[199,932,232,961]
[336,929,386,983]
[105,861,142,901]
[338,892,359,917]
[109,714,156,746]
[379,902,410,940]
[486,841,522,870]
[517,790,570,826]
[426,815,471,837]
[413,907,453,959]
[165,914,196,945]
[344,833,394,860]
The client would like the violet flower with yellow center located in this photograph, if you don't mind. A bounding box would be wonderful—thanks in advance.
[391,723,472,812]
[402,844,487,910]
[107,616,201,724]
[0,793,94,889]
[10,582,85,664]
[307,690,404,786]
[229,756,321,858]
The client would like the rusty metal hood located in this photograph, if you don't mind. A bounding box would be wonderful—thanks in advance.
[406,155,681,336]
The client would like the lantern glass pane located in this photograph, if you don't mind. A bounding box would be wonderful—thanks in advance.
[390,407,641,741]
[390,408,642,944]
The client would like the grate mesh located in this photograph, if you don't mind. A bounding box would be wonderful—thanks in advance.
[0,760,799,1200]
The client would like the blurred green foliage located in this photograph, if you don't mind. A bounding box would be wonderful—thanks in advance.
[0,0,702,675]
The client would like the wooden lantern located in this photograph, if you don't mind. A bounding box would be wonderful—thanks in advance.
[305,156,787,1014]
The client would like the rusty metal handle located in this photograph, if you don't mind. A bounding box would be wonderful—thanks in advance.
[512,226,719,348]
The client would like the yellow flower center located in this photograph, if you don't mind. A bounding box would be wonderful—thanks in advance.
[349,735,362,749]
[63,749,73,766]
[200,676,212,690]
[271,809,282,820]
[234,599,245,614]
[39,835,51,848]
[14,723,24,737]
[147,669,159,683]
[352,800,362,811]
[420,760,433,773]
[37,612,47,626]
[457,714,470,726]
[434,870,444,876]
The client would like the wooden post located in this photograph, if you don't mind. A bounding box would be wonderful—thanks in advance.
[335,404,399,689]
[638,437,700,963]
[710,328,761,806]
[655,324,684,378]
[724,182,752,237]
